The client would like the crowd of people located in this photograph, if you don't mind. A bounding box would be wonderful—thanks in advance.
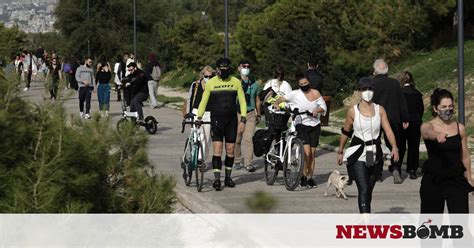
[13,48,162,120]
[11,46,472,213]
[186,56,473,213]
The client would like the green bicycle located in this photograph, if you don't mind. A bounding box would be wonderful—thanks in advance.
[180,114,211,192]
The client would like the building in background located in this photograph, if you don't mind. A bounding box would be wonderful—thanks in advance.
[0,0,58,33]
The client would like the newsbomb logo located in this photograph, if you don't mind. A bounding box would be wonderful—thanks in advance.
[335,219,464,239]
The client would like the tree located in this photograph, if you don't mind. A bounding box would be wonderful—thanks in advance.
[0,24,27,62]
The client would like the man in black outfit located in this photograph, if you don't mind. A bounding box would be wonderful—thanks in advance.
[372,59,409,184]
[398,71,424,179]
[124,62,148,122]
[307,56,323,94]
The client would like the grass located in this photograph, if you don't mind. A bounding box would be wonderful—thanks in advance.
[157,94,185,104]
[160,69,197,89]
[391,40,474,93]
[319,130,340,147]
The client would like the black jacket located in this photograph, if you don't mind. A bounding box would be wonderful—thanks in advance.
[125,69,148,95]
[307,69,323,93]
[372,74,409,125]
[401,85,424,122]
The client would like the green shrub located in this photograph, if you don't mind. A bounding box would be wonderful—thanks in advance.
[0,71,175,213]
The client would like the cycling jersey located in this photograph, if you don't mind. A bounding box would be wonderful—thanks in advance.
[197,76,247,118]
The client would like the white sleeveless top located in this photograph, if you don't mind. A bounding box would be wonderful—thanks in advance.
[344,103,386,163]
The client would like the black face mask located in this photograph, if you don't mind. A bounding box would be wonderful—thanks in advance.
[300,84,310,92]
[220,69,231,79]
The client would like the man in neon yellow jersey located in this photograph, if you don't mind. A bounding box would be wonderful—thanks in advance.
[197,58,247,191]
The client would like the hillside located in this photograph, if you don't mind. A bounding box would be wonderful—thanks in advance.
[335,40,474,139]
[391,40,474,136]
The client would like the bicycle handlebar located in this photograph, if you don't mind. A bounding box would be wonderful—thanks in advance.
[268,105,313,117]
[181,120,212,133]
[289,108,313,117]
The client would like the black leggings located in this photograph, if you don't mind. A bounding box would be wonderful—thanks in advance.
[351,161,382,213]
[420,174,469,213]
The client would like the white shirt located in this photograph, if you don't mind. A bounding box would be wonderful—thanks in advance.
[263,79,292,96]
[343,103,389,163]
[114,62,121,84]
[284,89,327,127]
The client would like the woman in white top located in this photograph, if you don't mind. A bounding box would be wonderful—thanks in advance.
[337,77,399,213]
[273,71,327,188]
[263,66,292,96]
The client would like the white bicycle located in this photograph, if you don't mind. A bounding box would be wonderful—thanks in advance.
[116,83,158,134]
[264,106,311,191]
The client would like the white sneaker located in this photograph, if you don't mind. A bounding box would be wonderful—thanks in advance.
[84,113,91,119]
[105,111,109,117]
[80,112,84,118]
[23,87,28,91]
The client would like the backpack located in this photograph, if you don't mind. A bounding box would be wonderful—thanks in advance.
[253,129,273,157]
[151,65,161,81]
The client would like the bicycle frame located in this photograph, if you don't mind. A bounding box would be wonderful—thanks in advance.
[182,125,205,169]
[265,106,311,168]
[265,113,298,168]
[181,118,211,168]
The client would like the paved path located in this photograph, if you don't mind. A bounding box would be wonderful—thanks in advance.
[22,80,474,213]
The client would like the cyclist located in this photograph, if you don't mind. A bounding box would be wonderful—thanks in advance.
[273,71,327,188]
[197,58,247,191]
[123,62,148,123]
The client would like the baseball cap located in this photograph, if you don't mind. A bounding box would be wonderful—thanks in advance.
[216,57,231,68]
[358,77,375,90]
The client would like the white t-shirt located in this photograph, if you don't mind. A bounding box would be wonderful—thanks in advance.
[284,89,327,126]
[263,79,292,96]
[114,62,121,84]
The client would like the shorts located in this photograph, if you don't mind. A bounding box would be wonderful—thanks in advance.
[296,124,321,147]
[210,113,238,143]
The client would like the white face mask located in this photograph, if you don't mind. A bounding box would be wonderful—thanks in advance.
[361,90,374,102]
[240,68,250,76]
[203,77,210,82]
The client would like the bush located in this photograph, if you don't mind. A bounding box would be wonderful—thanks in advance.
[0,71,175,213]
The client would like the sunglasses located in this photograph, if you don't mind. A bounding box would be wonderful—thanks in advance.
[127,68,134,72]
[203,75,213,79]
[241,65,250,68]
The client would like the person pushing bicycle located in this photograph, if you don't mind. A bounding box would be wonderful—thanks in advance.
[196,58,247,191]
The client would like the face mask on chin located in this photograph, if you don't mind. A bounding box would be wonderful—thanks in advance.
[300,84,310,92]
[203,77,210,82]
[361,90,374,102]
[438,109,454,121]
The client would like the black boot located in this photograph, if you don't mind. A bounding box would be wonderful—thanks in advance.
[213,179,222,191]
[224,177,235,188]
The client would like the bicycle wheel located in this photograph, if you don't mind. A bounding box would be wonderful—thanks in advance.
[144,116,158,134]
[283,137,304,191]
[194,142,204,192]
[116,118,129,134]
[182,138,192,186]
[264,140,279,185]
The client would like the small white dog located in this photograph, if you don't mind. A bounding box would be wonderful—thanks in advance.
[324,170,349,200]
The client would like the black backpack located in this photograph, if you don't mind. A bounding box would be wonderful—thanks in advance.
[253,129,273,157]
